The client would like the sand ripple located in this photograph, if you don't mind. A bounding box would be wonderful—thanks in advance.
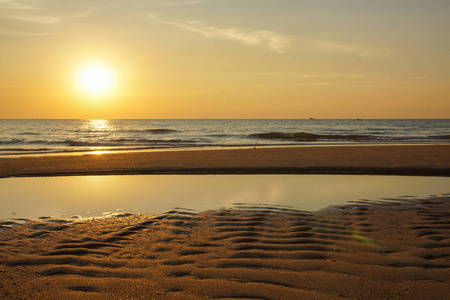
[1,200,450,299]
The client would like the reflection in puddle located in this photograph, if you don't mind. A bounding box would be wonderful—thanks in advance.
[0,175,449,220]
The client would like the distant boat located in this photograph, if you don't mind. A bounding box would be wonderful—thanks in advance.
[309,117,315,120]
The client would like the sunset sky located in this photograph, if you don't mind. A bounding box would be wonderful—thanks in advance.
[0,0,449,119]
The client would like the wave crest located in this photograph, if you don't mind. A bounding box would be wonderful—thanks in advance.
[249,132,375,141]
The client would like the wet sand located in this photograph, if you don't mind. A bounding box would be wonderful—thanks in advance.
[1,145,449,299]
[1,145,450,177]
[1,198,449,299]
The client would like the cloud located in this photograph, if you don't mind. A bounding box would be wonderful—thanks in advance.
[148,15,396,57]
[0,1,398,59]
[149,15,291,53]
[292,73,366,79]
[148,0,207,7]
[295,81,336,86]
[0,29,52,36]
[310,40,398,58]
[0,1,208,37]
[295,75,429,86]
[0,0,90,36]
[0,0,36,11]
[7,14,61,25]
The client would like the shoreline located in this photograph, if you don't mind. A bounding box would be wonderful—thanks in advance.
[0,144,449,178]
[2,142,450,158]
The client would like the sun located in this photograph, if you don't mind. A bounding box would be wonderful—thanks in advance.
[77,63,116,97]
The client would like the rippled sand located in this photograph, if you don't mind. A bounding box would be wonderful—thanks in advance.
[1,197,449,299]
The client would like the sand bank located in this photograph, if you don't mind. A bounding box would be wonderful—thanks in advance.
[1,145,450,177]
[1,197,449,299]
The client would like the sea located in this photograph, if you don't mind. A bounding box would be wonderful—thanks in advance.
[1,119,449,219]
[0,119,449,156]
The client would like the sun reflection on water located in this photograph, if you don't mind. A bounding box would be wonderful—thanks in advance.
[1,175,449,220]
[83,119,112,133]
[90,150,110,155]
[78,120,115,153]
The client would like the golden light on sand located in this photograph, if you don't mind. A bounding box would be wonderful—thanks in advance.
[77,63,116,97]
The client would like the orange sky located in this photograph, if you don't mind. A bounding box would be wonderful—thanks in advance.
[0,0,449,119]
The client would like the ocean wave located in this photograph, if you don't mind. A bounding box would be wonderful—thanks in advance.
[143,129,179,134]
[26,140,66,145]
[430,135,450,139]
[0,148,50,152]
[0,138,198,147]
[0,139,25,145]
[109,138,137,142]
[74,130,110,133]
[74,128,179,134]
[207,134,239,138]
[64,139,196,147]
[367,127,389,131]
[249,132,376,141]
[250,132,450,142]
[18,132,41,135]
[119,138,193,144]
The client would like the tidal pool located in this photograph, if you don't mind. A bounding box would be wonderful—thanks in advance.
[1,175,449,220]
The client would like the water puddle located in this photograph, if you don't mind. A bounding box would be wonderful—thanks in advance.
[0,175,449,220]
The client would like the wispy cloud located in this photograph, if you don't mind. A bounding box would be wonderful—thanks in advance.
[149,15,291,53]
[148,0,207,7]
[0,1,208,37]
[295,81,337,86]
[0,0,50,22]
[295,75,429,86]
[0,0,90,36]
[292,73,366,79]
[0,29,52,36]
[7,13,61,25]
[148,15,398,57]
[310,40,398,58]
[0,0,35,10]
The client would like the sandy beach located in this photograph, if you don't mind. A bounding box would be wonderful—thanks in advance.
[1,145,450,177]
[1,0,448,296]
[1,145,449,299]
[1,198,449,299]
